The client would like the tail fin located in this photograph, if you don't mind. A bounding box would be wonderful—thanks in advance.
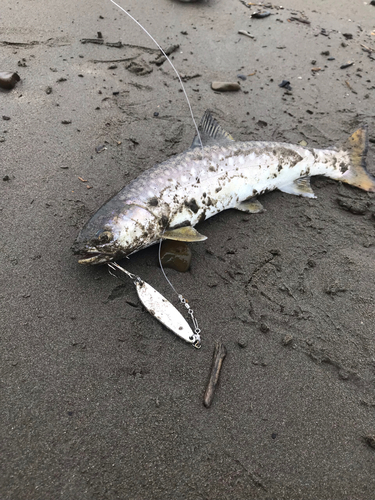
[342,125,375,192]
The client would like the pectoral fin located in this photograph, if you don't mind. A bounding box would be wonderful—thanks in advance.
[236,198,265,213]
[279,177,316,198]
[163,226,207,242]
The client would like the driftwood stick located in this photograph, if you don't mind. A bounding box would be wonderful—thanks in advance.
[203,342,227,408]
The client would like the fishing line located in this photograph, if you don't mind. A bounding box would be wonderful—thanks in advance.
[107,0,203,149]
[158,238,180,298]
[158,239,201,339]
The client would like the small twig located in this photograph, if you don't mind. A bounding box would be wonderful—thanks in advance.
[360,43,374,53]
[203,342,227,408]
[92,57,137,63]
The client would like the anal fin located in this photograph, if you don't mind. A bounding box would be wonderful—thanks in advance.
[279,176,316,198]
[236,198,265,213]
[163,226,207,242]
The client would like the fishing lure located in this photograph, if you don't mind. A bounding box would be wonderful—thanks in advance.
[108,262,201,348]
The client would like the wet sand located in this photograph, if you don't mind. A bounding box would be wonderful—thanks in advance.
[1,0,375,498]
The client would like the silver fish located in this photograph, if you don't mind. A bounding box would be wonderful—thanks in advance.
[73,111,374,264]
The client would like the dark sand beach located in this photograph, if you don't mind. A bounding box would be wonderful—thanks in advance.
[1,0,375,498]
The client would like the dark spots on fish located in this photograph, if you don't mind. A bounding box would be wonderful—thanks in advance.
[209,165,216,172]
[202,192,206,198]
[278,164,283,172]
[198,211,206,223]
[272,173,277,178]
[206,197,213,207]
[168,178,173,182]
[215,187,222,193]
[305,167,310,175]
[185,198,199,214]
[148,196,158,207]
[340,162,348,173]
[196,177,200,183]
[169,220,191,230]
[253,189,258,195]
[160,214,169,228]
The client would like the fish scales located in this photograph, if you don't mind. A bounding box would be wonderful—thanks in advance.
[73,111,374,264]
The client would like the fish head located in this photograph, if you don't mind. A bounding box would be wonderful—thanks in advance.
[73,199,166,264]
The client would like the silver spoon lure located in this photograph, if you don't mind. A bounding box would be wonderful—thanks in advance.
[108,262,201,348]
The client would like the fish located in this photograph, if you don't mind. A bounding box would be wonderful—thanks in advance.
[73,111,375,264]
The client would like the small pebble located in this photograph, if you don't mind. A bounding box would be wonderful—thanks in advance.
[237,336,248,348]
[283,334,293,345]
[237,74,247,81]
[61,119,71,124]
[95,145,107,153]
[211,81,241,92]
[252,11,271,18]
[3,175,10,181]
[260,323,269,333]
[364,435,375,449]
[45,86,52,94]
[2,116,10,120]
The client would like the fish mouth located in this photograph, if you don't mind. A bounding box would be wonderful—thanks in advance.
[77,250,114,265]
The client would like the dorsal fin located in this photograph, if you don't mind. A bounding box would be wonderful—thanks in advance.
[190,110,235,149]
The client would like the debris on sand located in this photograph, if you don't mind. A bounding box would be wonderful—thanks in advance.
[152,44,180,66]
[80,38,124,48]
[363,435,375,449]
[238,30,255,39]
[0,72,20,90]
[125,59,153,76]
[203,342,227,408]
[211,81,241,91]
[95,145,107,154]
[340,61,354,69]
[288,16,310,24]
[251,11,271,19]
[278,79,292,91]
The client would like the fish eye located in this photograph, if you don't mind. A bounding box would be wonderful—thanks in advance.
[97,230,113,244]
